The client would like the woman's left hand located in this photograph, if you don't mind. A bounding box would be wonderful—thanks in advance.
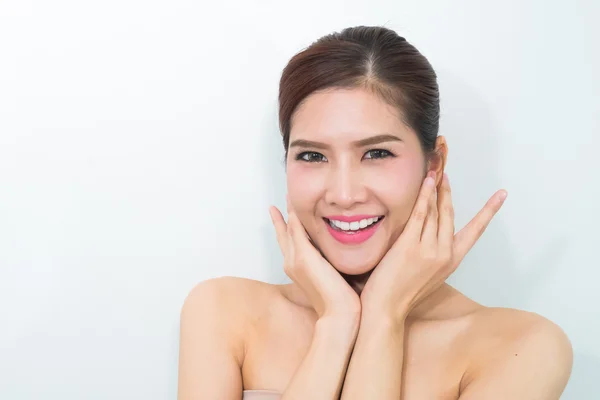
[360,171,508,322]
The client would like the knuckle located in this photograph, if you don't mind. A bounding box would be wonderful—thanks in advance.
[476,222,487,236]
[420,248,438,262]
[442,205,454,216]
[413,209,428,221]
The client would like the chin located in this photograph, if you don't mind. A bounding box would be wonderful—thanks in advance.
[321,246,383,275]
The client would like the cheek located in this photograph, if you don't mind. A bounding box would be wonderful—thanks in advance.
[370,157,424,213]
[286,163,324,212]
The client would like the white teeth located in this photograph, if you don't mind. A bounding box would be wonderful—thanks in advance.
[328,216,381,231]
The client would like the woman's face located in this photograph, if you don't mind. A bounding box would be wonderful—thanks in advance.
[286,87,433,275]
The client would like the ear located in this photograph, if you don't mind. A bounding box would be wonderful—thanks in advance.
[428,136,448,188]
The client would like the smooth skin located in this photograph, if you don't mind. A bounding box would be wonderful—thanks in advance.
[178,88,573,399]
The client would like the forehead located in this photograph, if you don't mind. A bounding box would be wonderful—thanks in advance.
[290,87,413,143]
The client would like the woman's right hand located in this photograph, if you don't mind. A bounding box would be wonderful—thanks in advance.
[269,200,361,322]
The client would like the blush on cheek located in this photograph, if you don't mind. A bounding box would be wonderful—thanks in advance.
[286,164,325,213]
[368,156,424,234]
[374,156,424,193]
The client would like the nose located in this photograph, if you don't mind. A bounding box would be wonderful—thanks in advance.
[324,160,368,209]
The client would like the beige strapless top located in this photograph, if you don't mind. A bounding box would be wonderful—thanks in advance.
[242,389,281,399]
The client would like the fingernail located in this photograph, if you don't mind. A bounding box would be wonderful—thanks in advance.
[499,190,508,201]
[443,173,449,184]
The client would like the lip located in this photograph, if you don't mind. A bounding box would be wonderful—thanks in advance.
[323,216,384,245]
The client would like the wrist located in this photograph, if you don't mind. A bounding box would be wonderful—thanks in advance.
[360,287,411,323]
[317,313,361,339]
[360,306,409,332]
[320,302,362,325]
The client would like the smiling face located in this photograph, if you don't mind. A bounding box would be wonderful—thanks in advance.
[286,87,435,275]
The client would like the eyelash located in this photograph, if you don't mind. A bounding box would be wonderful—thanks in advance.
[295,149,396,163]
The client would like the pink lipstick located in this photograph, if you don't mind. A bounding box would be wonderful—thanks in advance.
[323,215,384,245]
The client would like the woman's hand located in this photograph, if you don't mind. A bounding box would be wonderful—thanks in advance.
[269,199,361,322]
[360,171,508,321]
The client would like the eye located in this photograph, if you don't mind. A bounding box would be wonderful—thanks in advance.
[363,149,394,160]
[296,151,328,163]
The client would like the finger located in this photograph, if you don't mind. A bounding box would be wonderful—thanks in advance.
[286,194,296,237]
[421,173,439,245]
[437,173,455,255]
[269,206,289,256]
[287,209,313,251]
[287,209,327,277]
[453,189,508,264]
[403,172,437,242]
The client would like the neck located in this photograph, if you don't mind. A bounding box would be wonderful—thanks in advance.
[339,270,372,296]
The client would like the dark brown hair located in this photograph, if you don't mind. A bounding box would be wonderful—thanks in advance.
[278,25,440,161]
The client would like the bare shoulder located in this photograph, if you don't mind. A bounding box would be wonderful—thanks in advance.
[459,307,573,398]
[179,276,282,367]
[183,275,277,306]
[465,307,572,353]
[182,276,280,324]
[181,276,283,336]
[178,277,283,398]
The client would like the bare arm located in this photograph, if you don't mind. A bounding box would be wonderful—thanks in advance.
[340,312,407,399]
[281,316,360,400]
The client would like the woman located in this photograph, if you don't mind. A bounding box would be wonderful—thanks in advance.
[178,26,573,399]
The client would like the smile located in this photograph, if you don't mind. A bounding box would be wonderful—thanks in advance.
[323,215,384,244]
[327,216,382,231]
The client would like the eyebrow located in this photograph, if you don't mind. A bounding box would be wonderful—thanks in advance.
[289,134,403,150]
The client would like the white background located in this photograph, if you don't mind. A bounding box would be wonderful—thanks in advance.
[1,0,598,398]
